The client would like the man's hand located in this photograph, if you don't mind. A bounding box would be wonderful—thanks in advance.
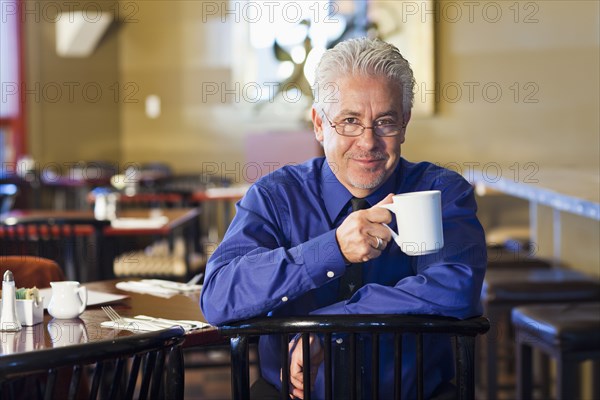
[281,334,324,399]
[336,194,394,263]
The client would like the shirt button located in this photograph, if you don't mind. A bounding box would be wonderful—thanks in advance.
[336,338,343,344]
[327,271,334,278]
[281,296,288,302]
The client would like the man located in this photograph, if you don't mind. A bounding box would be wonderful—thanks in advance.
[201,37,486,399]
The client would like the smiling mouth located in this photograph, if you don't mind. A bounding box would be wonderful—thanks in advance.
[347,151,388,168]
[352,158,385,166]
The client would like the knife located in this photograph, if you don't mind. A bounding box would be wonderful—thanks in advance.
[133,315,208,330]
[140,279,202,293]
[100,318,164,332]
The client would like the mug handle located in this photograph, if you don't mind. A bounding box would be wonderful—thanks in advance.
[77,287,88,315]
[377,204,400,243]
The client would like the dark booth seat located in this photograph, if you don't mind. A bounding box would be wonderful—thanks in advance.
[482,268,600,304]
[480,267,600,400]
[512,302,600,400]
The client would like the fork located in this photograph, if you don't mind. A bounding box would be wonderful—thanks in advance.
[101,306,172,331]
[102,306,127,324]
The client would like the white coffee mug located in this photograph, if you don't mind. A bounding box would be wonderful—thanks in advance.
[47,281,88,319]
[379,190,444,256]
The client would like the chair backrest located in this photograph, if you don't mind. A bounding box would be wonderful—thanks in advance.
[0,217,109,282]
[0,184,18,215]
[0,256,65,288]
[158,174,211,196]
[220,314,490,400]
[0,326,186,400]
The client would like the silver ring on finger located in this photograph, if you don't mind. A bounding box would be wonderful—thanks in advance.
[375,236,383,250]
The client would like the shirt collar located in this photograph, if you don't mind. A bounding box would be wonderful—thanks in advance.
[320,160,403,222]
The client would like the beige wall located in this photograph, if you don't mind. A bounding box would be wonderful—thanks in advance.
[118,0,318,176]
[119,1,241,173]
[115,0,600,168]
[404,0,599,171]
[24,0,121,169]
[26,1,599,172]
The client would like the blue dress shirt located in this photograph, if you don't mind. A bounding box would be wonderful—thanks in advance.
[201,157,486,399]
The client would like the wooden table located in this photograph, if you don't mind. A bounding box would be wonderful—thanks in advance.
[1,208,199,235]
[1,208,200,280]
[0,279,223,357]
[190,186,248,243]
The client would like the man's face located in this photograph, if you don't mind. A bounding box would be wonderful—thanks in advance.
[312,75,410,198]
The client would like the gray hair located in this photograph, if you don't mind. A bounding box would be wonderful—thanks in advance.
[313,37,415,117]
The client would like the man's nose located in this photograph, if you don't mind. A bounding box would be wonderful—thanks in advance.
[356,127,380,149]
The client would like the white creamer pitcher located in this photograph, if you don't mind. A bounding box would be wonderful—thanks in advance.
[47,281,88,319]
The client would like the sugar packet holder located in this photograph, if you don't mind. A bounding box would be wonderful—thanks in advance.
[1,287,44,326]
[0,298,44,326]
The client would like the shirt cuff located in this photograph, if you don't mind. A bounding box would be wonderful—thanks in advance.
[300,229,347,286]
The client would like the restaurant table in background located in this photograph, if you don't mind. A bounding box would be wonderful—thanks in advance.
[0,279,222,358]
[190,185,248,243]
[467,167,600,265]
[0,208,200,281]
[102,208,201,280]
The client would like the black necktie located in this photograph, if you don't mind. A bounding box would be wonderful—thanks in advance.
[338,197,369,300]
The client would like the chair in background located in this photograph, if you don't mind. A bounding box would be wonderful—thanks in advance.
[0,184,18,215]
[117,161,174,194]
[0,326,186,400]
[158,174,211,201]
[512,302,600,400]
[0,217,110,282]
[220,314,490,400]
[486,247,553,270]
[480,268,600,400]
[0,256,65,288]
[41,161,116,210]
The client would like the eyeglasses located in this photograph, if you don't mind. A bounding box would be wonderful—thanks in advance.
[321,111,405,137]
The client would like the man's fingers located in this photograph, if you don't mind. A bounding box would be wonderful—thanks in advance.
[289,372,304,399]
[290,371,303,387]
[375,193,394,206]
[291,386,305,399]
[285,334,323,398]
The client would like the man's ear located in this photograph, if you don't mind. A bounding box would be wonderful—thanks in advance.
[312,107,324,143]
[399,110,412,144]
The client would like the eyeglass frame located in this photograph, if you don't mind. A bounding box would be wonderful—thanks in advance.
[321,110,406,138]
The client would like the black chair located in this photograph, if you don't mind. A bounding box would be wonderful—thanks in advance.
[480,268,600,400]
[0,217,110,282]
[0,326,186,400]
[512,302,600,400]
[0,183,18,215]
[220,314,490,400]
